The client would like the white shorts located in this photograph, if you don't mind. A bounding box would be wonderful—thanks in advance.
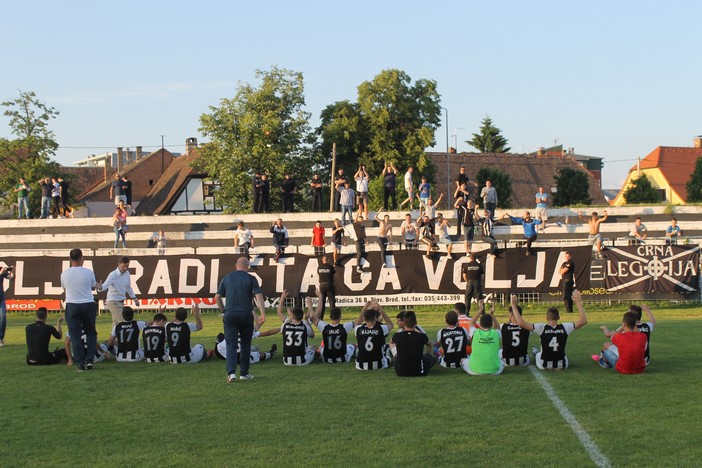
[534,351,569,370]
[115,349,145,362]
[355,357,389,371]
[499,349,530,366]
[283,347,315,366]
[535,207,548,222]
[439,356,462,368]
[461,356,505,375]
[170,344,206,364]
[439,235,452,246]
[321,344,355,363]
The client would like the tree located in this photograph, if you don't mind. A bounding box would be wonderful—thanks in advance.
[1,91,60,211]
[475,167,512,208]
[467,116,511,153]
[315,100,369,176]
[622,173,661,204]
[357,69,441,176]
[198,67,313,212]
[685,157,702,203]
[553,167,591,206]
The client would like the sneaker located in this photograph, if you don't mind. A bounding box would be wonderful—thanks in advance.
[0,339,4,347]
[240,374,254,380]
[76,365,86,372]
[227,374,236,383]
[269,344,278,357]
[216,333,225,343]
[598,357,610,369]
[85,362,94,370]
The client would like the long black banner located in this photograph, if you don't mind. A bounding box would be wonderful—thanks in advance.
[1,247,593,304]
[601,244,699,293]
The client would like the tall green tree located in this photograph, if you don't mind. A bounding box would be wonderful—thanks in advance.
[467,116,511,153]
[198,67,313,212]
[357,69,441,176]
[475,167,512,208]
[553,167,591,206]
[1,91,60,211]
[685,157,702,203]
[623,173,661,204]
[315,100,368,176]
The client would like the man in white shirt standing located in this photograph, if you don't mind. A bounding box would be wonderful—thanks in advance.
[61,248,102,371]
[400,166,416,210]
[99,256,139,325]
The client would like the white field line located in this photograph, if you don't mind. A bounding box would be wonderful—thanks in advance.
[529,367,611,468]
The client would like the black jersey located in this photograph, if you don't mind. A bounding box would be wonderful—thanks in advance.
[166,322,193,362]
[636,322,654,363]
[355,322,389,370]
[561,260,575,282]
[113,320,145,359]
[500,323,530,365]
[437,326,468,368]
[143,325,167,362]
[534,322,575,369]
[318,263,335,287]
[319,321,353,363]
[393,330,429,376]
[462,261,483,282]
[281,320,311,365]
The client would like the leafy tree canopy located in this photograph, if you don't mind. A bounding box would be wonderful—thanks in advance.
[553,167,591,206]
[685,157,702,203]
[198,66,315,212]
[623,173,660,204]
[467,116,511,153]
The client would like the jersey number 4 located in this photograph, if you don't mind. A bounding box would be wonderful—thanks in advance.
[548,336,559,351]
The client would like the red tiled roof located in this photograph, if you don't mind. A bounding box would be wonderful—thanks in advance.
[633,146,702,201]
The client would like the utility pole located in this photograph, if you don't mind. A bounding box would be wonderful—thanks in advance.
[160,134,166,173]
[329,142,336,212]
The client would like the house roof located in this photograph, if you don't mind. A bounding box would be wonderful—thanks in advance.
[77,148,175,201]
[632,146,702,201]
[427,151,607,207]
[58,166,106,199]
[135,147,205,215]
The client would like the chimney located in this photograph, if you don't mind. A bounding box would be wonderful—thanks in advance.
[694,136,702,149]
[186,137,198,153]
[136,146,143,160]
[568,147,574,155]
[125,147,131,165]
[117,147,123,173]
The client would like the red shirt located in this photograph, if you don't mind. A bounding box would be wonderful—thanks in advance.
[312,226,325,247]
[612,331,647,374]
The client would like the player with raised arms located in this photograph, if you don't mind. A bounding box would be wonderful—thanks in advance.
[166,304,208,364]
[354,300,394,371]
[276,290,316,366]
[511,291,588,370]
[502,296,531,366]
[436,310,469,368]
[309,288,362,363]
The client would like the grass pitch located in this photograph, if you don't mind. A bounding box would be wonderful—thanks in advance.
[1,304,701,467]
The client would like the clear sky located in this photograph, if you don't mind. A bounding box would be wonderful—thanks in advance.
[2,0,700,191]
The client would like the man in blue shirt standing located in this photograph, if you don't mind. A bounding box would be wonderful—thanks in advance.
[503,211,541,256]
[215,257,267,383]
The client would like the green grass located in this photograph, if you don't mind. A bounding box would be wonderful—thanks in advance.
[1,305,701,467]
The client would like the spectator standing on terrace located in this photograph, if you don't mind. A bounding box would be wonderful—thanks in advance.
[480,180,498,219]
[121,175,133,207]
[455,198,477,254]
[309,174,323,212]
[331,219,345,266]
[280,174,297,213]
[338,181,355,225]
[579,210,608,257]
[455,166,477,198]
[503,211,541,256]
[666,218,682,245]
[375,211,393,267]
[58,176,70,217]
[350,213,367,273]
[110,173,126,207]
[38,177,52,219]
[535,187,549,233]
[112,206,128,249]
[152,230,170,256]
[259,174,270,213]
[51,177,61,218]
[354,165,369,220]
[417,176,431,208]
[382,162,398,210]
[252,172,261,213]
[400,166,416,210]
[476,209,498,256]
[333,169,348,212]
[14,177,31,219]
